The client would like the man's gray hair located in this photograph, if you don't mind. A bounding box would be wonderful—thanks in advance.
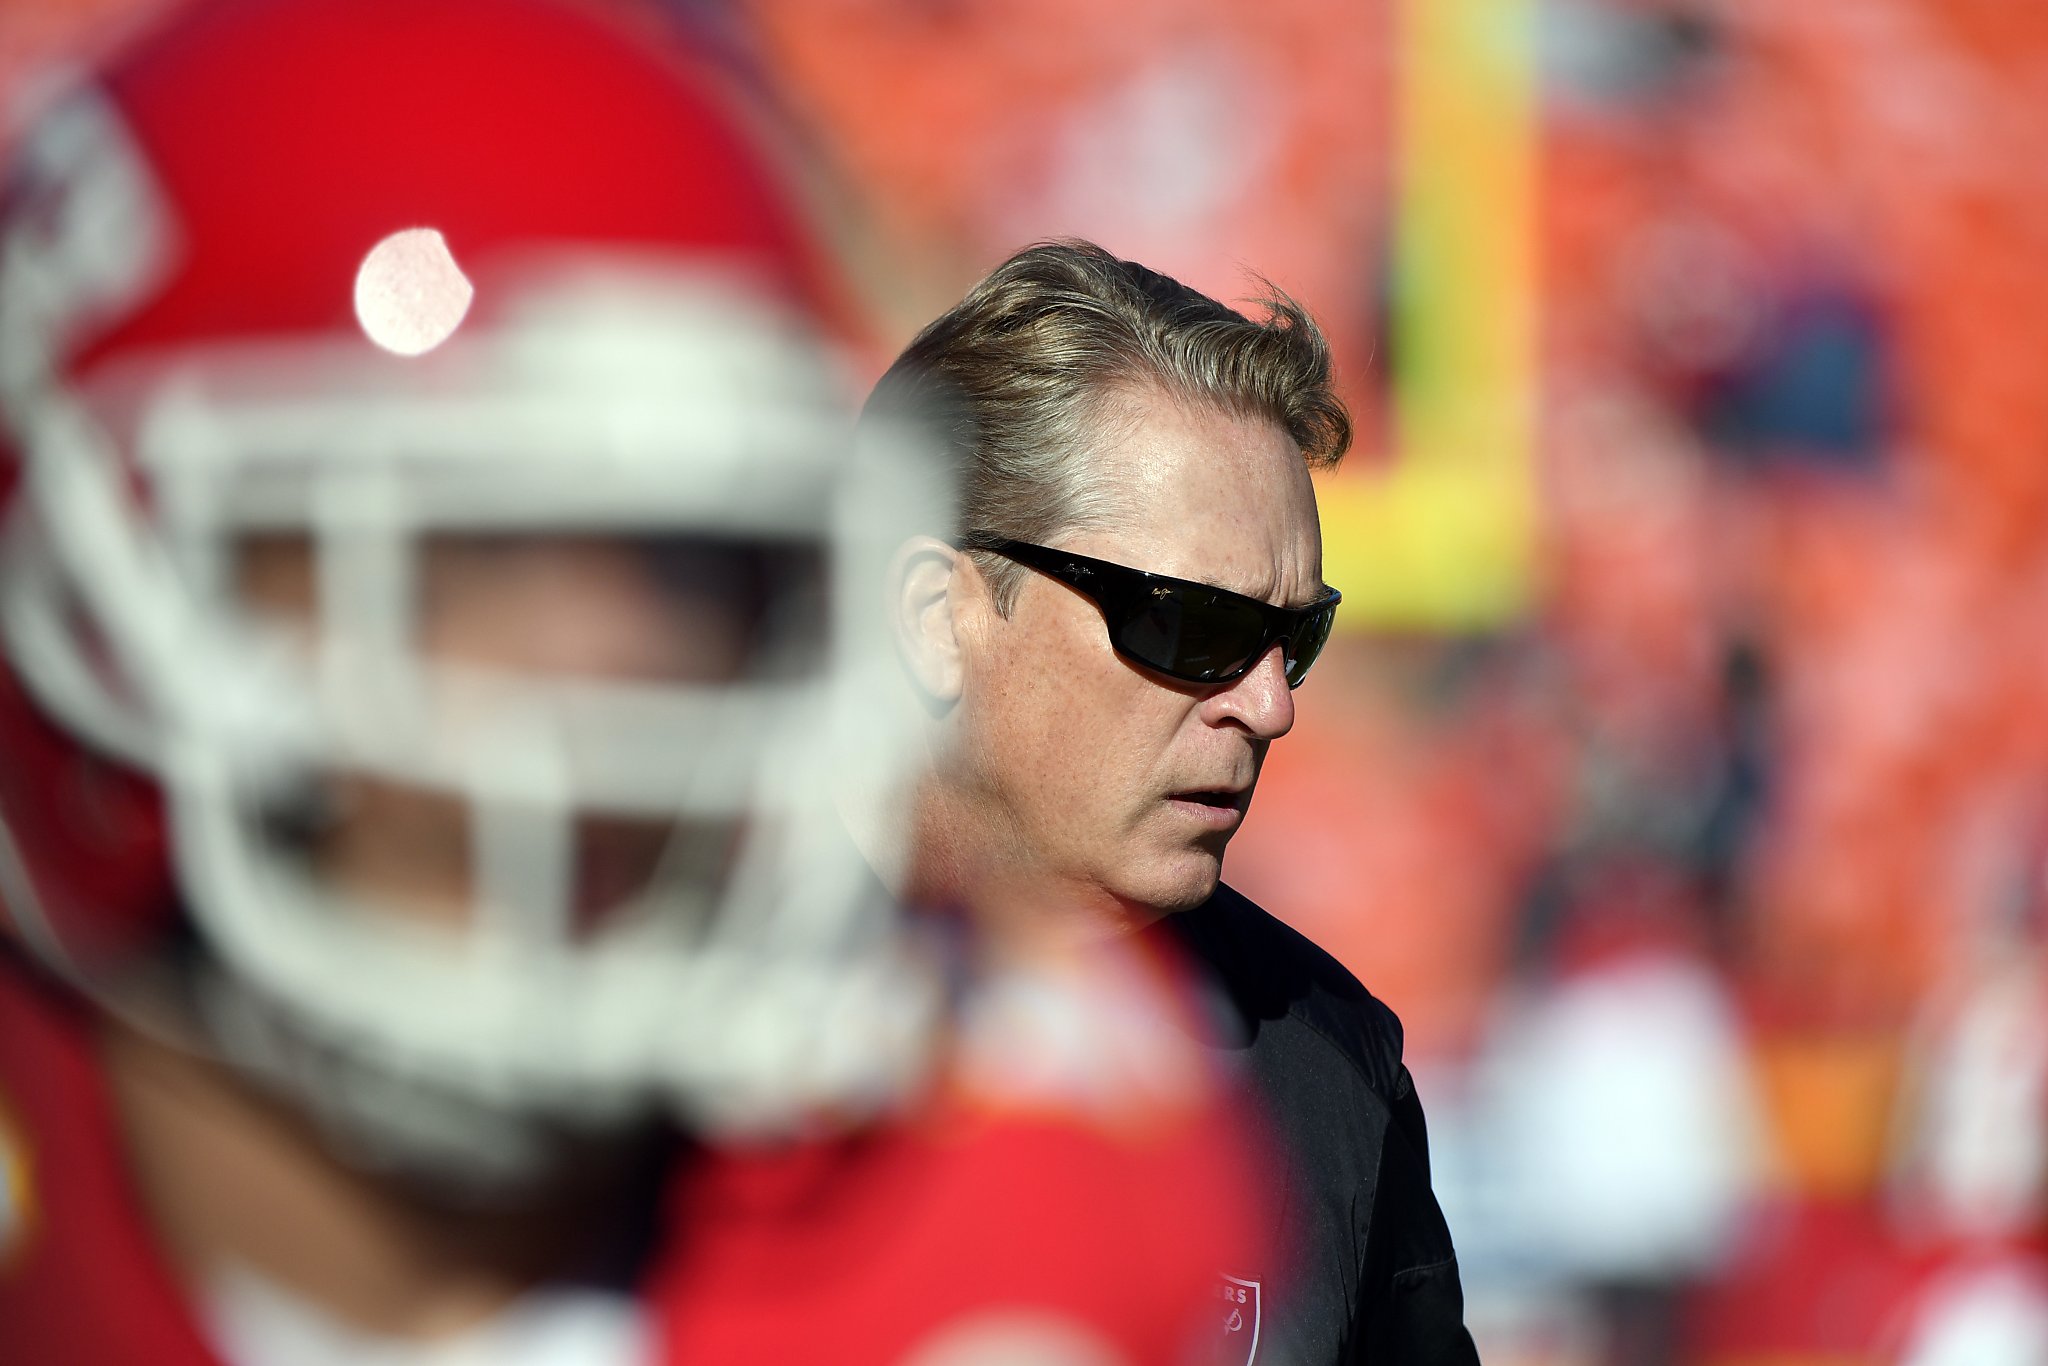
[865,239,1351,613]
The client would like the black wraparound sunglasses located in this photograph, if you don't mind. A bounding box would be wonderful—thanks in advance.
[964,537,1341,688]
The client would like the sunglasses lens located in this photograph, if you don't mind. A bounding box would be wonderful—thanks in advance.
[1284,601,1337,686]
[1117,587,1269,683]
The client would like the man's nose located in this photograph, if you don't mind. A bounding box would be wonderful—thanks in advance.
[1206,644,1295,739]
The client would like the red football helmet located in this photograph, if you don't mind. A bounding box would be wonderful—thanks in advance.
[0,0,946,1185]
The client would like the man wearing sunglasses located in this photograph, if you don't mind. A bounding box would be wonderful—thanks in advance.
[866,240,1479,1365]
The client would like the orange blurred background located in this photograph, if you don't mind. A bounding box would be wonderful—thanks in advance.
[10,1,2048,1361]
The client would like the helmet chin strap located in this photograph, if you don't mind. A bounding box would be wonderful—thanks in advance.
[185,952,666,1209]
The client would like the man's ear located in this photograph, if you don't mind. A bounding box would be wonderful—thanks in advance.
[890,535,972,705]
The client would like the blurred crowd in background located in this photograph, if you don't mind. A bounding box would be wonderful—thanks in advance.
[8,0,2047,1362]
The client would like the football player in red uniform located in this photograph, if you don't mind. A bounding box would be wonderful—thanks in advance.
[0,2,1260,1361]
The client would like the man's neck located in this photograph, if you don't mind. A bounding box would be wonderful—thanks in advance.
[98,1019,641,1343]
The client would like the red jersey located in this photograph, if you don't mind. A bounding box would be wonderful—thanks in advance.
[0,954,1263,1365]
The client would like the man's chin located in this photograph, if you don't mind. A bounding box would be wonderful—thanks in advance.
[1116,852,1223,921]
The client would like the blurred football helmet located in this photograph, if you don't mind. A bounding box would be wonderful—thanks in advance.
[0,0,946,1186]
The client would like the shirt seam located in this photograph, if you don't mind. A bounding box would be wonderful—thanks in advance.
[1274,1002,1405,1110]
[1391,1254,1460,1287]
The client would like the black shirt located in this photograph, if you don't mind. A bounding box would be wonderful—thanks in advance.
[1159,884,1480,1366]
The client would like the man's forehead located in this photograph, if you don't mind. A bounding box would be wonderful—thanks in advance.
[1077,386,1303,503]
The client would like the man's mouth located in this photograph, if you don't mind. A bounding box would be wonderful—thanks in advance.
[1165,787,1250,827]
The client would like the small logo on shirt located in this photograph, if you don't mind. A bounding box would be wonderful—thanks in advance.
[1220,1274,1261,1364]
